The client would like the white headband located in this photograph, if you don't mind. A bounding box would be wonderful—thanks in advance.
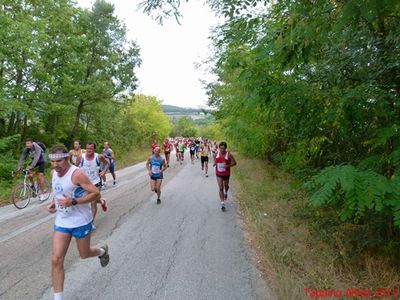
[48,153,69,159]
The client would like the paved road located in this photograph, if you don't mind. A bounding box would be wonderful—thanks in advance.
[0,152,272,300]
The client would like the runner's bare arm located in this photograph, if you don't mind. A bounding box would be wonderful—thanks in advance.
[161,159,167,173]
[59,169,100,207]
[47,170,56,213]
[75,151,82,166]
[146,158,152,176]
[99,154,109,176]
[109,149,115,160]
[227,153,237,168]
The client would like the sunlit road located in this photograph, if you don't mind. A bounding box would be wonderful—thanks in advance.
[0,152,271,300]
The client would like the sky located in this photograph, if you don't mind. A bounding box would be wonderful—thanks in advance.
[76,0,220,108]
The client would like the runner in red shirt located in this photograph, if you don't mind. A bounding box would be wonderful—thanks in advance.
[213,142,237,211]
[163,138,172,167]
[152,140,159,153]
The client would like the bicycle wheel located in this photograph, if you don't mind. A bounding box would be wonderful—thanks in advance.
[38,180,52,202]
[12,183,31,209]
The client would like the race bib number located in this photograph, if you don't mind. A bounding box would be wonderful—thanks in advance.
[56,197,70,213]
[217,163,226,172]
[152,165,161,174]
[86,169,96,180]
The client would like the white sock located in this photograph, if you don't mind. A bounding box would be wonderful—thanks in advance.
[99,247,105,257]
[54,292,64,300]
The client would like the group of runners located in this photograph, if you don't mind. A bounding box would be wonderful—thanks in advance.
[15,136,236,300]
[148,137,236,211]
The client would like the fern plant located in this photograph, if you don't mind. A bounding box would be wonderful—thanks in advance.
[305,164,400,228]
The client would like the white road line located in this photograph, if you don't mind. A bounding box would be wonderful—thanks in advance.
[0,214,54,244]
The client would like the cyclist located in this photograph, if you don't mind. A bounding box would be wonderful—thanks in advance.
[15,138,48,201]
[47,144,109,300]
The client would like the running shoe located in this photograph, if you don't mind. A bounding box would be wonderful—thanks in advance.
[157,199,161,205]
[113,180,116,186]
[205,174,208,177]
[221,202,226,211]
[99,244,110,267]
[92,224,97,231]
[39,194,47,202]
[101,199,108,212]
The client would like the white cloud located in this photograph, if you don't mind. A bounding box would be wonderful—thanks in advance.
[76,0,219,108]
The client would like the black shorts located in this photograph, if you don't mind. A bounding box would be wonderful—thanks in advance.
[32,161,45,173]
[164,151,170,155]
[190,150,195,156]
[201,156,209,163]
[216,174,230,181]
[150,174,163,181]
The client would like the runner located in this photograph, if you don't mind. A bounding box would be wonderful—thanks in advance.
[68,140,85,167]
[200,139,211,177]
[195,138,201,159]
[213,142,237,211]
[177,139,185,164]
[152,140,159,152]
[15,138,48,201]
[101,142,116,187]
[163,138,172,167]
[47,145,109,300]
[211,141,218,161]
[189,139,196,164]
[80,142,109,227]
[174,138,179,161]
[146,146,167,204]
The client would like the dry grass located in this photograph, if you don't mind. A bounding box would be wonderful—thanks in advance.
[233,156,400,300]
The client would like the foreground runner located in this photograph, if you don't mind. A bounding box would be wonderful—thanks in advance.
[214,142,237,211]
[200,139,211,177]
[47,145,109,300]
[146,147,167,204]
[101,142,116,187]
[80,142,109,227]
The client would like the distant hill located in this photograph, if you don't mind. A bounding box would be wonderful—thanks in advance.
[161,105,211,120]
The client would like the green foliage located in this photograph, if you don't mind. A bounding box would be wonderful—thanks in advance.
[0,135,20,181]
[170,117,198,137]
[305,165,400,225]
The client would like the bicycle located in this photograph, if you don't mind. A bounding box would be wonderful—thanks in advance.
[11,169,52,209]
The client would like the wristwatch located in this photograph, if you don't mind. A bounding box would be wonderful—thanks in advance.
[71,198,78,206]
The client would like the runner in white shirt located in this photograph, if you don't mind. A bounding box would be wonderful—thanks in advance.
[47,145,109,300]
[80,142,109,225]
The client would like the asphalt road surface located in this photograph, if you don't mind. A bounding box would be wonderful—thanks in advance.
[0,151,272,300]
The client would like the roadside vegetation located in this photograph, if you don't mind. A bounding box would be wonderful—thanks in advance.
[140,0,400,297]
[0,1,170,205]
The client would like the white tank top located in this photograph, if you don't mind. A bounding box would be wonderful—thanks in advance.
[80,153,100,185]
[52,165,93,228]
